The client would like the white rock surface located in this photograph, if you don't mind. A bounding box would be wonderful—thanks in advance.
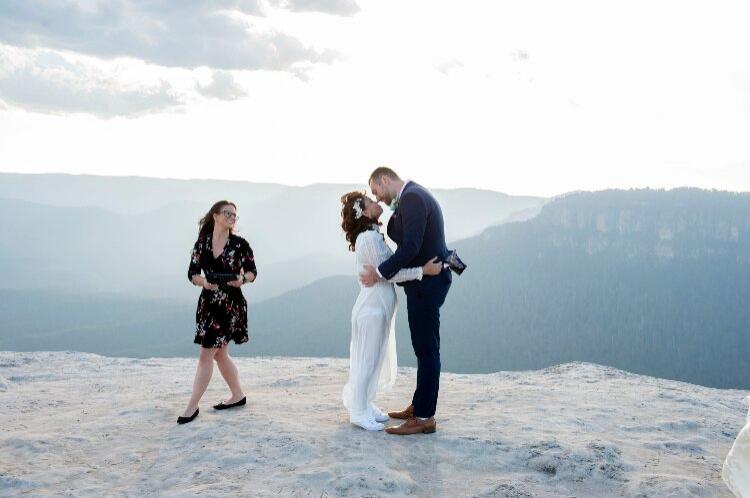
[0,351,746,497]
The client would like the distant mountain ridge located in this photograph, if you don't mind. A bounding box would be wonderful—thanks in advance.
[0,172,287,214]
[440,187,750,388]
[0,173,545,302]
[1,188,748,389]
[534,188,750,259]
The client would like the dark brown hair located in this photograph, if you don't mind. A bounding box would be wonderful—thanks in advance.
[198,200,237,238]
[340,191,381,252]
[368,166,400,185]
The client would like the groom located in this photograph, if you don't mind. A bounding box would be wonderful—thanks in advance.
[360,167,452,435]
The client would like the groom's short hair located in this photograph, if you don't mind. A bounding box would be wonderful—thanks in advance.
[369,167,401,184]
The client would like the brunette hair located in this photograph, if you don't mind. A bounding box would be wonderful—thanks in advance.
[198,200,237,238]
[340,191,380,252]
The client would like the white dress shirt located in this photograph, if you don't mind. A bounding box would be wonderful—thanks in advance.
[374,180,411,279]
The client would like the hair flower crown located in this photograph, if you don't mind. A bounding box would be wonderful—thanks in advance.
[353,199,364,220]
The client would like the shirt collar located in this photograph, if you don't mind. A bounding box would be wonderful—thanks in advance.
[397,180,411,201]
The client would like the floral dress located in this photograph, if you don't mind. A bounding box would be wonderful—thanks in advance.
[187,232,257,348]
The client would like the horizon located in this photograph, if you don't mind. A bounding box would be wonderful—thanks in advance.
[2,170,749,199]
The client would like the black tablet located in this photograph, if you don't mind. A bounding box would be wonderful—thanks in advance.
[205,273,241,285]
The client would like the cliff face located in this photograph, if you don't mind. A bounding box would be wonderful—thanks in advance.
[436,188,750,389]
[531,189,750,260]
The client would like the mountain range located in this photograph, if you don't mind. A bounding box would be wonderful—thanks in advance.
[0,173,543,302]
[1,174,748,389]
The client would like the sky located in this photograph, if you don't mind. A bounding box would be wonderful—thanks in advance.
[0,0,749,197]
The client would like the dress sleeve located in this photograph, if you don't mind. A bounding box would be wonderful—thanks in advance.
[241,239,257,277]
[188,239,202,282]
[357,231,422,283]
[355,231,381,268]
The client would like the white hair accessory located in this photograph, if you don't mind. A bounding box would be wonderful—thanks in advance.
[353,199,364,220]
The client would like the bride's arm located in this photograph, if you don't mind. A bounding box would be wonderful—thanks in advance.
[357,232,422,283]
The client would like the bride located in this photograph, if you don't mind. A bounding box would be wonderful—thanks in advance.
[723,396,750,496]
[339,191,442,431]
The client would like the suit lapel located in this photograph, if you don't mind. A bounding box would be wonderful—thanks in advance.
[388,181,413,243]
[387,210,402,243]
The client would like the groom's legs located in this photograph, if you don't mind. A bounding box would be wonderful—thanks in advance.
[408,302,440,418]
[406,280,450,419]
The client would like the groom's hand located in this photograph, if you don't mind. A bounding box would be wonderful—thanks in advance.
[359,265,380,287]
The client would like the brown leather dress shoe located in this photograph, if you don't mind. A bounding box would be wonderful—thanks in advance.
[388,404,414,420]
[385,417,436,435]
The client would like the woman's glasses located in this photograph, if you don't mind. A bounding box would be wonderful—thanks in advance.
[221,210,238,221]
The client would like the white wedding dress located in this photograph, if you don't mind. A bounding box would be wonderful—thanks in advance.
[342,228,423,430]
[723,396,750,497]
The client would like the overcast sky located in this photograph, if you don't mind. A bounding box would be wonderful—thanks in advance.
[0,0,748,196]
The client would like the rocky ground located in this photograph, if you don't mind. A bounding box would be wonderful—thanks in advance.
[0,352,746,497]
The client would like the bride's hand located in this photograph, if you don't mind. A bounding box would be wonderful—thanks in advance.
[422,257,443,276]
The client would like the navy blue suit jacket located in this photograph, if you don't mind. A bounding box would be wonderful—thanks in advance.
[378,182,450,285]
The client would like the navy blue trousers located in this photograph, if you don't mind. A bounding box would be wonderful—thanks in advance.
[404,270,451,418]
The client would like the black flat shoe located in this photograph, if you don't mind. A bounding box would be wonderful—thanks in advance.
[177,408,199,424]
[213,396,246,410]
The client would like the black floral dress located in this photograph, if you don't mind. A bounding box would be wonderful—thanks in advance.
[187,232,257,348]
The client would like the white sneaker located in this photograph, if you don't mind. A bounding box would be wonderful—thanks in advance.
[369,403,389,423]
[351,416,385,431]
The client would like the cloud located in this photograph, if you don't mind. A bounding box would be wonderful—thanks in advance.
[0,0,353,116]
[268,0,360,16]
[512,50,530,62]
[0,49,182,117]
[435,59,464,75]
[196,71,247,100]
[0,0,329,71]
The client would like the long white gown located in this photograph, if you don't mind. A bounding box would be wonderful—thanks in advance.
[342,228,422,423]
[723,396,750,497]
